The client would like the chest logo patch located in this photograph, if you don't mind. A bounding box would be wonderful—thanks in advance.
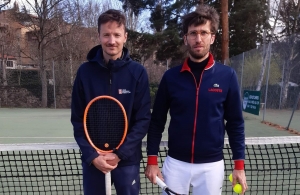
[208,88,223,93]
[209,83,222,92]
[118,89,131,94]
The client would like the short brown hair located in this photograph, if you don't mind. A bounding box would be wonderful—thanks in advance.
[182,4,219,35]
[98,9,126,33]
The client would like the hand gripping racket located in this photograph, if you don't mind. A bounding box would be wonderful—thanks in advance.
[84,96,128,195]
[156,176,185,195]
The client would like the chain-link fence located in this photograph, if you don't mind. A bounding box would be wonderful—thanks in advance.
[0,59,82,108]
[0,36,299,133]
[0,58,165,109]
[228,41,300,133]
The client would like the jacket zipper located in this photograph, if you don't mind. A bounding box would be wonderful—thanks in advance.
[190,71,204,163]
[109,70,112,96]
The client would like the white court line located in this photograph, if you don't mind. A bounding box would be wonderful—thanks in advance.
[0,137,73,139]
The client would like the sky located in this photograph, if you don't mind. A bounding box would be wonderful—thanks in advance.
[8,0,36,8]
[6,0,151,32]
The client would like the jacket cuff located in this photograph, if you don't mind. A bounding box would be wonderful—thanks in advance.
[147,156,158,165]
[86,151,99,165]
[114,149,127,160]
[234,160,244,170]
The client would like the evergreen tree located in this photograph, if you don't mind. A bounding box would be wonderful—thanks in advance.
[119,0,269,64]
[228,0,269,56]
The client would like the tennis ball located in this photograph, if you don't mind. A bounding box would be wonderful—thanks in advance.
[229,173,233,182]
[233,184,242,194]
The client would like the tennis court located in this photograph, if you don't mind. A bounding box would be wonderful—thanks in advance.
[0,108,299,194]
[0,108,298,144]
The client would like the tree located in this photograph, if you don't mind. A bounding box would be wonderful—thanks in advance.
[240,48,281,88]
[221,0,229,64]
[273,0,300,108]
[256,0,283,91]
[227,0,269,57]
[0,7,19,106]
[0,0,11,11]
[119,0,269,65]
[17,0,73,107]
[0,26,16,87]
[119,0,199,68]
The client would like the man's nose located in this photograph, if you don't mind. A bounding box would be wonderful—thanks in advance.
[195,33,203,42]
[108,35,116,44]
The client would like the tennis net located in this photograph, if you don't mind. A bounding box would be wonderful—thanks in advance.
[1,136,300,195]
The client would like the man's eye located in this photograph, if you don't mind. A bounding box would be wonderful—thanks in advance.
[201,31,208,36]
[190,32,197,36]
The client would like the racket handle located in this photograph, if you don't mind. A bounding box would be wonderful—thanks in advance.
[105,172,111,195]
[156,176,167,190]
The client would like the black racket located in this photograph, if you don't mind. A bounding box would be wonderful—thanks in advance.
[84,96,128,195]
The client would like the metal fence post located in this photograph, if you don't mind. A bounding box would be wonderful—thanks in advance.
[52,60,56,109]
[286,92,300,130]
[262,42,272,122]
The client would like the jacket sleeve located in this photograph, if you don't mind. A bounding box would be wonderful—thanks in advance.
[224,69,245,160]
[147,73,170,156]
[70,67,99,165]
[114,68,151,160]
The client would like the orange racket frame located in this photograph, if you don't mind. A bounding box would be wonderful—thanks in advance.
[83,95,128,153]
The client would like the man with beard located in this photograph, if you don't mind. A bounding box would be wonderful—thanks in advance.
[145,4,248,195]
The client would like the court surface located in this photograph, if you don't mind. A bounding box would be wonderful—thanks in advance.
[0,108,298,144]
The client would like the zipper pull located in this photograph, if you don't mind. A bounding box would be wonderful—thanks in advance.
[110,71,112,85]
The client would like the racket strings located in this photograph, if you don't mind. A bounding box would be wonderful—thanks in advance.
[86,99,126,151]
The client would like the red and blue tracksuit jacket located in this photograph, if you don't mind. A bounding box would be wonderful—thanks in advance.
[147,53,245,163]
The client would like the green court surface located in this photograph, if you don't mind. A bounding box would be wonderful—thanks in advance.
[0,108,73,144]
[246,109,300,133]
[243,111,299,137]
[0,108,298,144]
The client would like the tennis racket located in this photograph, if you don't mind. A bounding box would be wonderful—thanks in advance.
[83,96,128,195]
[156,176,185,195]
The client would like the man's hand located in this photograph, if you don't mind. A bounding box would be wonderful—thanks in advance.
[92,152,117,174]
[145,165,163,184]
[105,153,121,166]
[232,169,248,195]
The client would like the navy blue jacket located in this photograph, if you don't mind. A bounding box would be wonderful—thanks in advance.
[71,45,151,167]
[147,54,245,163]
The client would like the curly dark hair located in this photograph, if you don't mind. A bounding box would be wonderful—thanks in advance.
[98,9,126,33]
[182,4,219,35]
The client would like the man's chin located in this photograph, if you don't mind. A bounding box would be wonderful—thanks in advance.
[190,53,206,60]
[104,51,118,57]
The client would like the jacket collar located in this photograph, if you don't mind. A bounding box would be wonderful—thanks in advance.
[180,53,215,72]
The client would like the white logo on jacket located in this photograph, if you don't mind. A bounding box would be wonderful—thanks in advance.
[118,89,131,94]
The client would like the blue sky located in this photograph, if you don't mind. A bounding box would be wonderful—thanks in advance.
[8,0,151,33]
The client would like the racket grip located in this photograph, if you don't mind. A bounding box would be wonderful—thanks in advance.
[105,172,111,195]
[156,176,167,190]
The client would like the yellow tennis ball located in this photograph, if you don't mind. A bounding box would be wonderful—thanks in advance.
[233,184,242,194]
[229,173,233,182]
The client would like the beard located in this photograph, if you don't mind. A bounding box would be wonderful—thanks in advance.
[187,44,210,60]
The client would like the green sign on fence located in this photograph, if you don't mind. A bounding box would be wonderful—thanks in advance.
[243,90,261,115]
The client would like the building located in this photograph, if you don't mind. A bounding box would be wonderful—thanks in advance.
[0,4,38,70]
[0,54,17,69]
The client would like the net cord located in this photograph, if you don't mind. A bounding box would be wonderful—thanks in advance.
[1,136,300,151]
